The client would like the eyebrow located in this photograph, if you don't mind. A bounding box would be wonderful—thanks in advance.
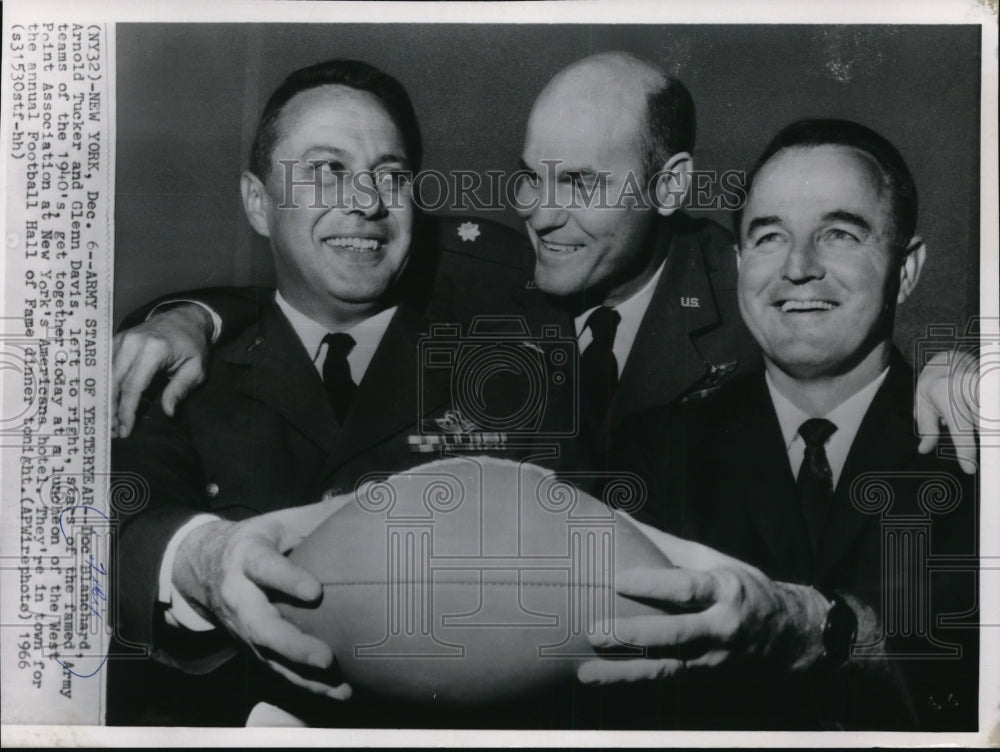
[300,146,410,168]
[821,209,872,233]
[564,167,600,181]
[744,210,874,237]
[744,215,782,236]
[516,158,600,179]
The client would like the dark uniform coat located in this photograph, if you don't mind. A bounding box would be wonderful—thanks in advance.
[109,213,759,727]
[614,351,979,730]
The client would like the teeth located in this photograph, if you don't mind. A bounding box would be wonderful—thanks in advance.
[780,300,837,312]
[325,237,381,251]
[542,242,583,254]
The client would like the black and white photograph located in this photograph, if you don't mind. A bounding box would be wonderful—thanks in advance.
[1,1,997,745]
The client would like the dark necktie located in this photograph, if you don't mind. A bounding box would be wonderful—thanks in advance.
[322,332,357,423]
[797,418,838,553]
[579,306,621,463]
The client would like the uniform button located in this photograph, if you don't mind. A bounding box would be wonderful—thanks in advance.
[206,482,220,498]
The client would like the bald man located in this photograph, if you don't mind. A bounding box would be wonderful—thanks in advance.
[508,52,758,475]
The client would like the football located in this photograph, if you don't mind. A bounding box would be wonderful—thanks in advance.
[279,456,671,706]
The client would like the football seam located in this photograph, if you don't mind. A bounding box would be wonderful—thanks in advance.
[318,580,614,588]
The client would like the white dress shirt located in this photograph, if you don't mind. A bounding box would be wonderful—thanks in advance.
[158,291,397,631]
[274,290,397,383]
[574,260,665,375]
[765,367,890,488]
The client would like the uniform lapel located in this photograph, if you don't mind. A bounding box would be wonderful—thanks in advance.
[321,300,451,475]
[816,354,916,583]
[613,217,723,428]
[716,376,815,579]
[226,302,339,454]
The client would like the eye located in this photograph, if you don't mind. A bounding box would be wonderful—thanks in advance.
[752,231,784,248]
[310,160,348,184]
[317,160,346,174]
[376,169,412,187]
[822,227,861,245]
[515,170,540,194]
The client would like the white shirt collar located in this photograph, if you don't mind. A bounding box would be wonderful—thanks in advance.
[274,290,397,385]
[766,366,890,488]
[574,259,665,375]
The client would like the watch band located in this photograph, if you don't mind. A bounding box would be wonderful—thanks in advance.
[819,589,858,666]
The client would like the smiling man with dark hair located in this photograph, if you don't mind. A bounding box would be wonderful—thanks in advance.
[110,58,543,727]
[595,119,978,731]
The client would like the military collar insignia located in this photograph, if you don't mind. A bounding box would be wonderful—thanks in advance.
[678,360,739,403]
[457,221,481,242]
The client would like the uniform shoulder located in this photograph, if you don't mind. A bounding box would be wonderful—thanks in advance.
[618,371,761,448]
[429,214,532,272]
[673,212,739,289]
[682,370,764,425]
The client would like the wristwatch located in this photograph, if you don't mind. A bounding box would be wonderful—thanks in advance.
[819,590,858,666]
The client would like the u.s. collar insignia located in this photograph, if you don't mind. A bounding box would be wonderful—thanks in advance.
[457,221,481,242]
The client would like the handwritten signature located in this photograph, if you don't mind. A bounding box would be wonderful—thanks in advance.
[83,553,107,621]
[55,505,109,679]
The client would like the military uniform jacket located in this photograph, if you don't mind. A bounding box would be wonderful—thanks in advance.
[109,213,760,726]
[614,350,979,730]
[109,218,563,724]
[430,211,761,475]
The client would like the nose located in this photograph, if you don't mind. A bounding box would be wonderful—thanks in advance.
[341,171,387,220]
[511,172,568,231]
[524,202,569,235]
[781,235,826,282]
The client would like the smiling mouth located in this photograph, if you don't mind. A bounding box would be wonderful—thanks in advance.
[540,240,585,255]
[323,236,385,253]
[775,299,839,313]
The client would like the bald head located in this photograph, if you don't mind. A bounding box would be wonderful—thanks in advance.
[529,52,695,178]
[515,52,697,305]
[532,53,664,133]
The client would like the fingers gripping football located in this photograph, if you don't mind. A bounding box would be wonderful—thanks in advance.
[172,509,350,699]
[578,564,828,684]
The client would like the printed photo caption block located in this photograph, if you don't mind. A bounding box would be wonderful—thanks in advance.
[2,21,114,725]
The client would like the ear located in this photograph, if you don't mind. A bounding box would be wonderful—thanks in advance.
[734,243,742,274]
[651,151,693,217]
[241,170,273,239]
[896,235,926,304]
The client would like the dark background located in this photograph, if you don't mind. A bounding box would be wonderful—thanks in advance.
[114,23,981,355]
